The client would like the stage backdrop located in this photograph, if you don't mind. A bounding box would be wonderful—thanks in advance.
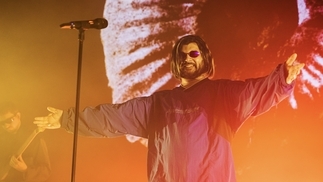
[0,0,322,181]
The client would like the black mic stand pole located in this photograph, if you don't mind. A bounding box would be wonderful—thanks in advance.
[60,18,108,182]
[70,28,85,182]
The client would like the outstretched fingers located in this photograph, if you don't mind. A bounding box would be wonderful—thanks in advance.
[34,116,50,127]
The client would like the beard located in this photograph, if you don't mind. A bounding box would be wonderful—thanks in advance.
[179,63,208,79]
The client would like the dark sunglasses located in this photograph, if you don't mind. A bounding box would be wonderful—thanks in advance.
[180,50,200,59]
[0,114,16,126]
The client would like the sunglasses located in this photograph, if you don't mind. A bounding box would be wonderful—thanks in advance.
[0,114,16,126]
[179,50,200,60]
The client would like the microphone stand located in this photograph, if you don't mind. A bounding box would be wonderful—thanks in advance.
[60,18,107,182]
[70,28,85,182]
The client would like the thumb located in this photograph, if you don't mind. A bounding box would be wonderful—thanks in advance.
[286,53,297,66]
[47,107,63,119]
[47,107,58,113]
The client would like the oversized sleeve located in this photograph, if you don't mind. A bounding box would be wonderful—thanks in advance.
[60,96,153,138]
[223,63,294,132]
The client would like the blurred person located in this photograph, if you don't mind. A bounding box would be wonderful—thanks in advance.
[0,102,51,182]
[34,35,304,182]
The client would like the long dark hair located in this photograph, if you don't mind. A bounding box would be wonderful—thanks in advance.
[170,35,214,79]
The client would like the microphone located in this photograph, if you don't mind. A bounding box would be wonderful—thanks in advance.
[60,18,108,30]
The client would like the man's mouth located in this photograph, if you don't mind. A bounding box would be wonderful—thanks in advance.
[181,63,195,68]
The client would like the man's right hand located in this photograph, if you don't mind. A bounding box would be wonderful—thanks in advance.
[34,107,62,129]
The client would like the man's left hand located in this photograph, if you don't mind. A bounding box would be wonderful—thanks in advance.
[285,53,305,84]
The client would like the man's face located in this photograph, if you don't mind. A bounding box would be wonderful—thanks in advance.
[179,42,206,79]
[0,112,21,133]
